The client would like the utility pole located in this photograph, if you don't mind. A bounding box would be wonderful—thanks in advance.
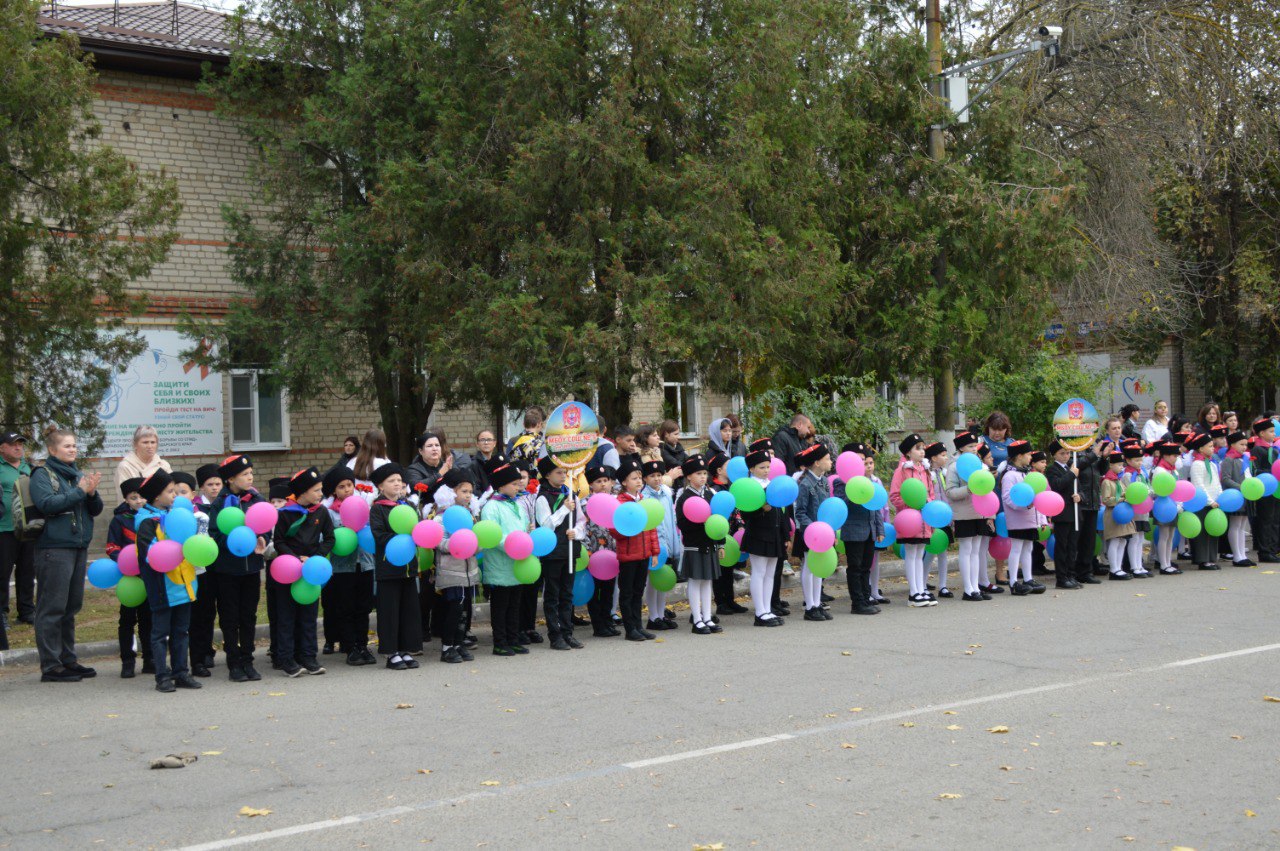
[927,0,956,443]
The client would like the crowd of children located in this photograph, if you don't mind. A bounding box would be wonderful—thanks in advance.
[85,402,1278,691]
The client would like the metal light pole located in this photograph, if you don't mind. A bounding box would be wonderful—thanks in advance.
[926,0,955,445]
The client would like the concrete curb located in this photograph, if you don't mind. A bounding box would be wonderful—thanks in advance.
[1,557,915,667]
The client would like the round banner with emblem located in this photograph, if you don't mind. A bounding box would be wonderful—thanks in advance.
[544,401,601,470]
[1053,398,1100,452]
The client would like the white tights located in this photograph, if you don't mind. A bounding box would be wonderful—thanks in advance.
[801,555,824,609]
[980,545,992,586]
[957,536,984,595]
[1127,531,1147,575]
[644,582,668,623]
[1008,538,1034,583]
[903,544,926,596]
[1228,515,1249,562]
[923,548,949,590]
[687,578,714,626]
[869,552,882,600]
[1155,524,1175,570]
[748,555,778,618]
[1106,535,1132,575]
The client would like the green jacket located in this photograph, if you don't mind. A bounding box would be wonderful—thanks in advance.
[29,459,104,549]
[480,496,527,587]
[0,458,31,534]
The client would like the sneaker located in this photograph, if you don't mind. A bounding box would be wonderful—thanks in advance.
[1010,582,1030,596]
[550,637,571,651]
[639,629,657,639]
[821,607,834,620]
[360,648,377,665]
[803,608,827,622]
[322,643,336,655]
[121,662,136,679]
[229,667,249,683]
[175,674,203,689]
[1027,580,1047,594]
[244,664,262,681]
[347,650,366,666]
[192,664,211,678]
[300,660,326,675]
[441,648,463,663]
[283,664,304,678]
[511,645,530,655]
[458,645,475,660]
[492,646,515,657]
[464,633,479,647]
[41,666,82,683]
[565,636,584,649]
[782,565,796,576]
[155,677,176,693]
[64,662,97,679]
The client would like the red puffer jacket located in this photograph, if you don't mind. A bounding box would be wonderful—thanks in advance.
[610,491,661,563]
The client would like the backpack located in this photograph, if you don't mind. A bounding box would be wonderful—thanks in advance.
[13,467,59,541]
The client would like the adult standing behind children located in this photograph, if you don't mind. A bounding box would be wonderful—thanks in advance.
[406,431,452,493]
[0,432,34,632]
[980,412,1014,468]
[348,429,392,506]
[113,425,171,496]
[772,414,815,475]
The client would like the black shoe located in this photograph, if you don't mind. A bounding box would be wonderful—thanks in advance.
[458,645,475,660]
[272,658,285,670]
[571,614,588,626]
[322,643,336,655]
[962,592,985,601]
[441,648,462,663]
[625,630,647,642]
[192,664,211,678]
[691,622,712,635]
[997,578,1011,586]
[820,591,835,603]
[515,633,530,646]
[979,591,992,600]
[41,667,82,683]
[550,637,571,650]
[566,636,584,649]
[754,615,783,627]
[175,673,203,689]
[16,615,35,626]
[592,628,616,638]
[464,633,479,647]
[874,595,891,604]
[492,646,515,657]
[347,650,366,666]
[1258,553,1280,563]
[121,662,136,679]
[244,664,262,681]
[1092,566,1109,576]
[1160,566,1183,575]
[155,678,176,693]
[639,629,657,640]
[717,602,750,615]
[1027,580,1047,594]
[938,588,954,599]
[851,604,880,614]
[511,644,530,655]
[1131,570,1153,578]
[203,655,216,669]
[646,619,672,631]
[387,655,409,669]
[773,603,791,615]
[360,648,377,665]
[403,656,420,668]
[301,660,326,675]
[64,662,96,678]
[1199,563,1221,571]
[663,607,675,620]
[1055,579,1082,589]
[803,608,827,621]
[1234,559,1256,567]
[611,613,623,624]
[821,607,834,620]
[1108,571,1131,580]
[708,621,724,633]
[926,583,936,591]
[229,667,249,683]
[283,664,304,678]
[1078,576,1102,584]
[980,584,1004,595]
[1010,582,1031,596]
[525,631,544,644]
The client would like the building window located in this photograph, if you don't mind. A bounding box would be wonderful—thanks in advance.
[879,382,904,426]
[230,370,289,450]
[663,363,700,437]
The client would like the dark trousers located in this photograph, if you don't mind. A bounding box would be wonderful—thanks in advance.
[418,570,447,639]
[587,576,616,631]
[328,571,374,649]
[1191,508,1220,565]
[844,537,875,609]
[0,531,35,619]
[618,560,648,633]
[1053,520,1079,584]
[321,579,340,648]
[713,565,736,608]
[272,582,319,665]
[519,576,544,634]
[1255,497,1279,556]
[150,603,192,682]
[541,559,574,640]
[439,586,472,647]
[1074,511,1099,580]
[488,584,522,648]
[189,570,217,666]
[214,572,261,669]
[772,555,785,607]
[33,547,86,673]
[264,572,279,656]
[1032,540,1047,574]
[118,602,153,664]
[376,575,422,655]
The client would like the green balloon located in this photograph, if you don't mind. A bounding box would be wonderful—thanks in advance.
[1125,482,1150,506]
[1095,534,1104,557]
[649,564,677,592]
[1204,507,1228,537]
[417,547,435,573]
[1151,470,1177,497]
[1177,511,1202,539]
[834,539,846,555]
[807,548,838,578]
[182,534,218,568]
[967,469,995,496]
[513,555,542,584]
[730,478,766,512]
[576,548,590,571]
[1024,471,1048,495]
[473,519,503,550]
[291,578,321,605]
[925,528,949,554]
[1242,477,1265,501]
[641,498,665,531]
[389,504,418,536]
[1038,526,1052,541]
[900,478,928,510]
[846,476,874,505]
[705,515,729,541]
[893,543,905,559]
[1145,525,1155,541]
[332,526,358,557]
[719,538,741,567]
[116,575,146,608]
[215,506,245,535]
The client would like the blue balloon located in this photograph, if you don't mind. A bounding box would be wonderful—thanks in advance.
[1152,496,1179,524]
[652,544,668,570]
[865,481,889,512]
[876,524,897,549]
[613,502,647,536]
[171,496,195,514]
[1259,473,1278,497]
[530,527,557,558]
[357,525,376,554]
[442,505,474,534]
[572,569,595,606]
[302,555,333,585]
[1046,534,1055,561]
[164,508,198,544]
[1097,510,1105,531]
[1111,502,1134,525]
[1218,489,1245,513]
[710,490,737,518]
[1009,483,1035,509]
[921,500,953,529]
[87,557,122,590]
[765,475,798,508]
[386,533,416,566]
[995,512,1008,538]
[227,525,257,557]
[817,497,848,529]
[955,453,982,482]
[1182,487,1208,513]
[726,457,749,483]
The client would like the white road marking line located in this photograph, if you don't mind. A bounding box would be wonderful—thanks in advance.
[179,640,1280,850]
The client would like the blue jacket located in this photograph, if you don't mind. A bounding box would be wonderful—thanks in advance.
[136,503,198,610]
[642,484,683,565]
[833,477,884,543]
[793,471,827,529]
[30,459,103,549]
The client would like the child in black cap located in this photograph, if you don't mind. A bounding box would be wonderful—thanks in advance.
[135,470,201,693]
[321,464,375,665]
[535,457,586,651]
[171,471,216,676]
[207,454,269,682]
[675,454,723,634]
[271,467,333,676]
[106,476,152,678]
[583,465,620,637]
[194,464,222,511]
[370,463,423,669]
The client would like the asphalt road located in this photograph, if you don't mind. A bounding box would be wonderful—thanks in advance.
[2,566,1279,850]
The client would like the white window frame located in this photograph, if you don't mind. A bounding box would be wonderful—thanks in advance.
[879,382,904,427]
[663,365,701,438]
[229,369,290,451]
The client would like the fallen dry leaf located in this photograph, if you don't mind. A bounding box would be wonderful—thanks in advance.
[841,651,852,657]
[964,651,975,655]
[946,725,962,731]
[943,711,957,715]
[267,692,286,697]
[693,844,725,851]
[1231,735,1244,740]
[417,769,432,775]
[840,742,857,749]
[504,709,517,713]
[1264,696,1280,703]
[824,713,838,718]
[201,751,222,756]
[239,807,271,818]
[937,793,963,800]
[654,638,665,643]
[968,644,982,649]
[999,766,1014,771]
[849,707,863,712]
[396,703,414,710]
[106,714,119,719]
[1262,570,1276,575]
[987,726,1010,734]
[1121,836,1135,842]
[1133,593,1147,598]
[480,780,500,786]
[1244,810,1257,818]
[901,722,916,728]
[1127,761,1145,766]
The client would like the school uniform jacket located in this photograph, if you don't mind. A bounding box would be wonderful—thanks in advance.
[889,459,936,538]
[1219,452,1250,516]
[136,504,197,610]
[739,476,791,558]
[833,478,883,543]
[208,487,270,576]
[273,499,335,560]
[1188,454,1223,503]
[675,486,719,553]
[1100,475,1137,540]
[610,491,661,563]
[1045,462,1078,527]
[105,502,137,561]
[369,499,415,581]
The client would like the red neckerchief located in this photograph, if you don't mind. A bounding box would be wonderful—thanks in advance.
[282,497,321,515]
[1104,470,1120,482]
[1256,437,1273,449]
[1156,459,1176,472]
[374,498,400,507]
[1227,449,1245,459]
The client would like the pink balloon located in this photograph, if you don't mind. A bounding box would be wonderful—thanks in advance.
[894,508,924,539]
[1272,457,1280,479]
[682,496,712,523]
[270,554,303,584]
[733,528,745,545]
[988,536,1011,560]
[768,457,787,480]
[412,519,444,549]
[1171,480,1195,503]
[503,531,534,560]
[803,521,835,552]
[118,544,140,576]
[971,492,1000,518]
[147,539,184,573]
[835,451,865,482]
[587,549,620,580]
[339,497,370,532]
[585,493,619,528]
[244,501,279,535]
[1034,490,1065,517]
[449,528,479,560]
[1135,497,1154,515]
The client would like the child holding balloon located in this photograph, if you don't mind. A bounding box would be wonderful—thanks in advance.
[134,470,201,693]
[535,457,586,650]
[1248,418,1280,563]
[1149,442,1183,575]
[889,434,937,608]
[1100,449,1139,580]
[107,477,153,677]
[706,453,749,615]
[675,455,724,634]
[434,470,481,663]
[739,448,791,625]
[642,460,681,632]
[865,447,893,605]
[834,443,883,614]
[207,454,270,683]
[1219,431,1255,567]
[922,443,953,598]
[610,459,662,641]
[583,465,622,637]
[793,443,834,620]
[322,466,376,665]
[945,432,993,601]
[370,463,424,669]
[1187,432,1224,570]
[270,467,334,677]
[1118,442,1154,577]
[481,461,534,656]
[998,440,1046,596]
